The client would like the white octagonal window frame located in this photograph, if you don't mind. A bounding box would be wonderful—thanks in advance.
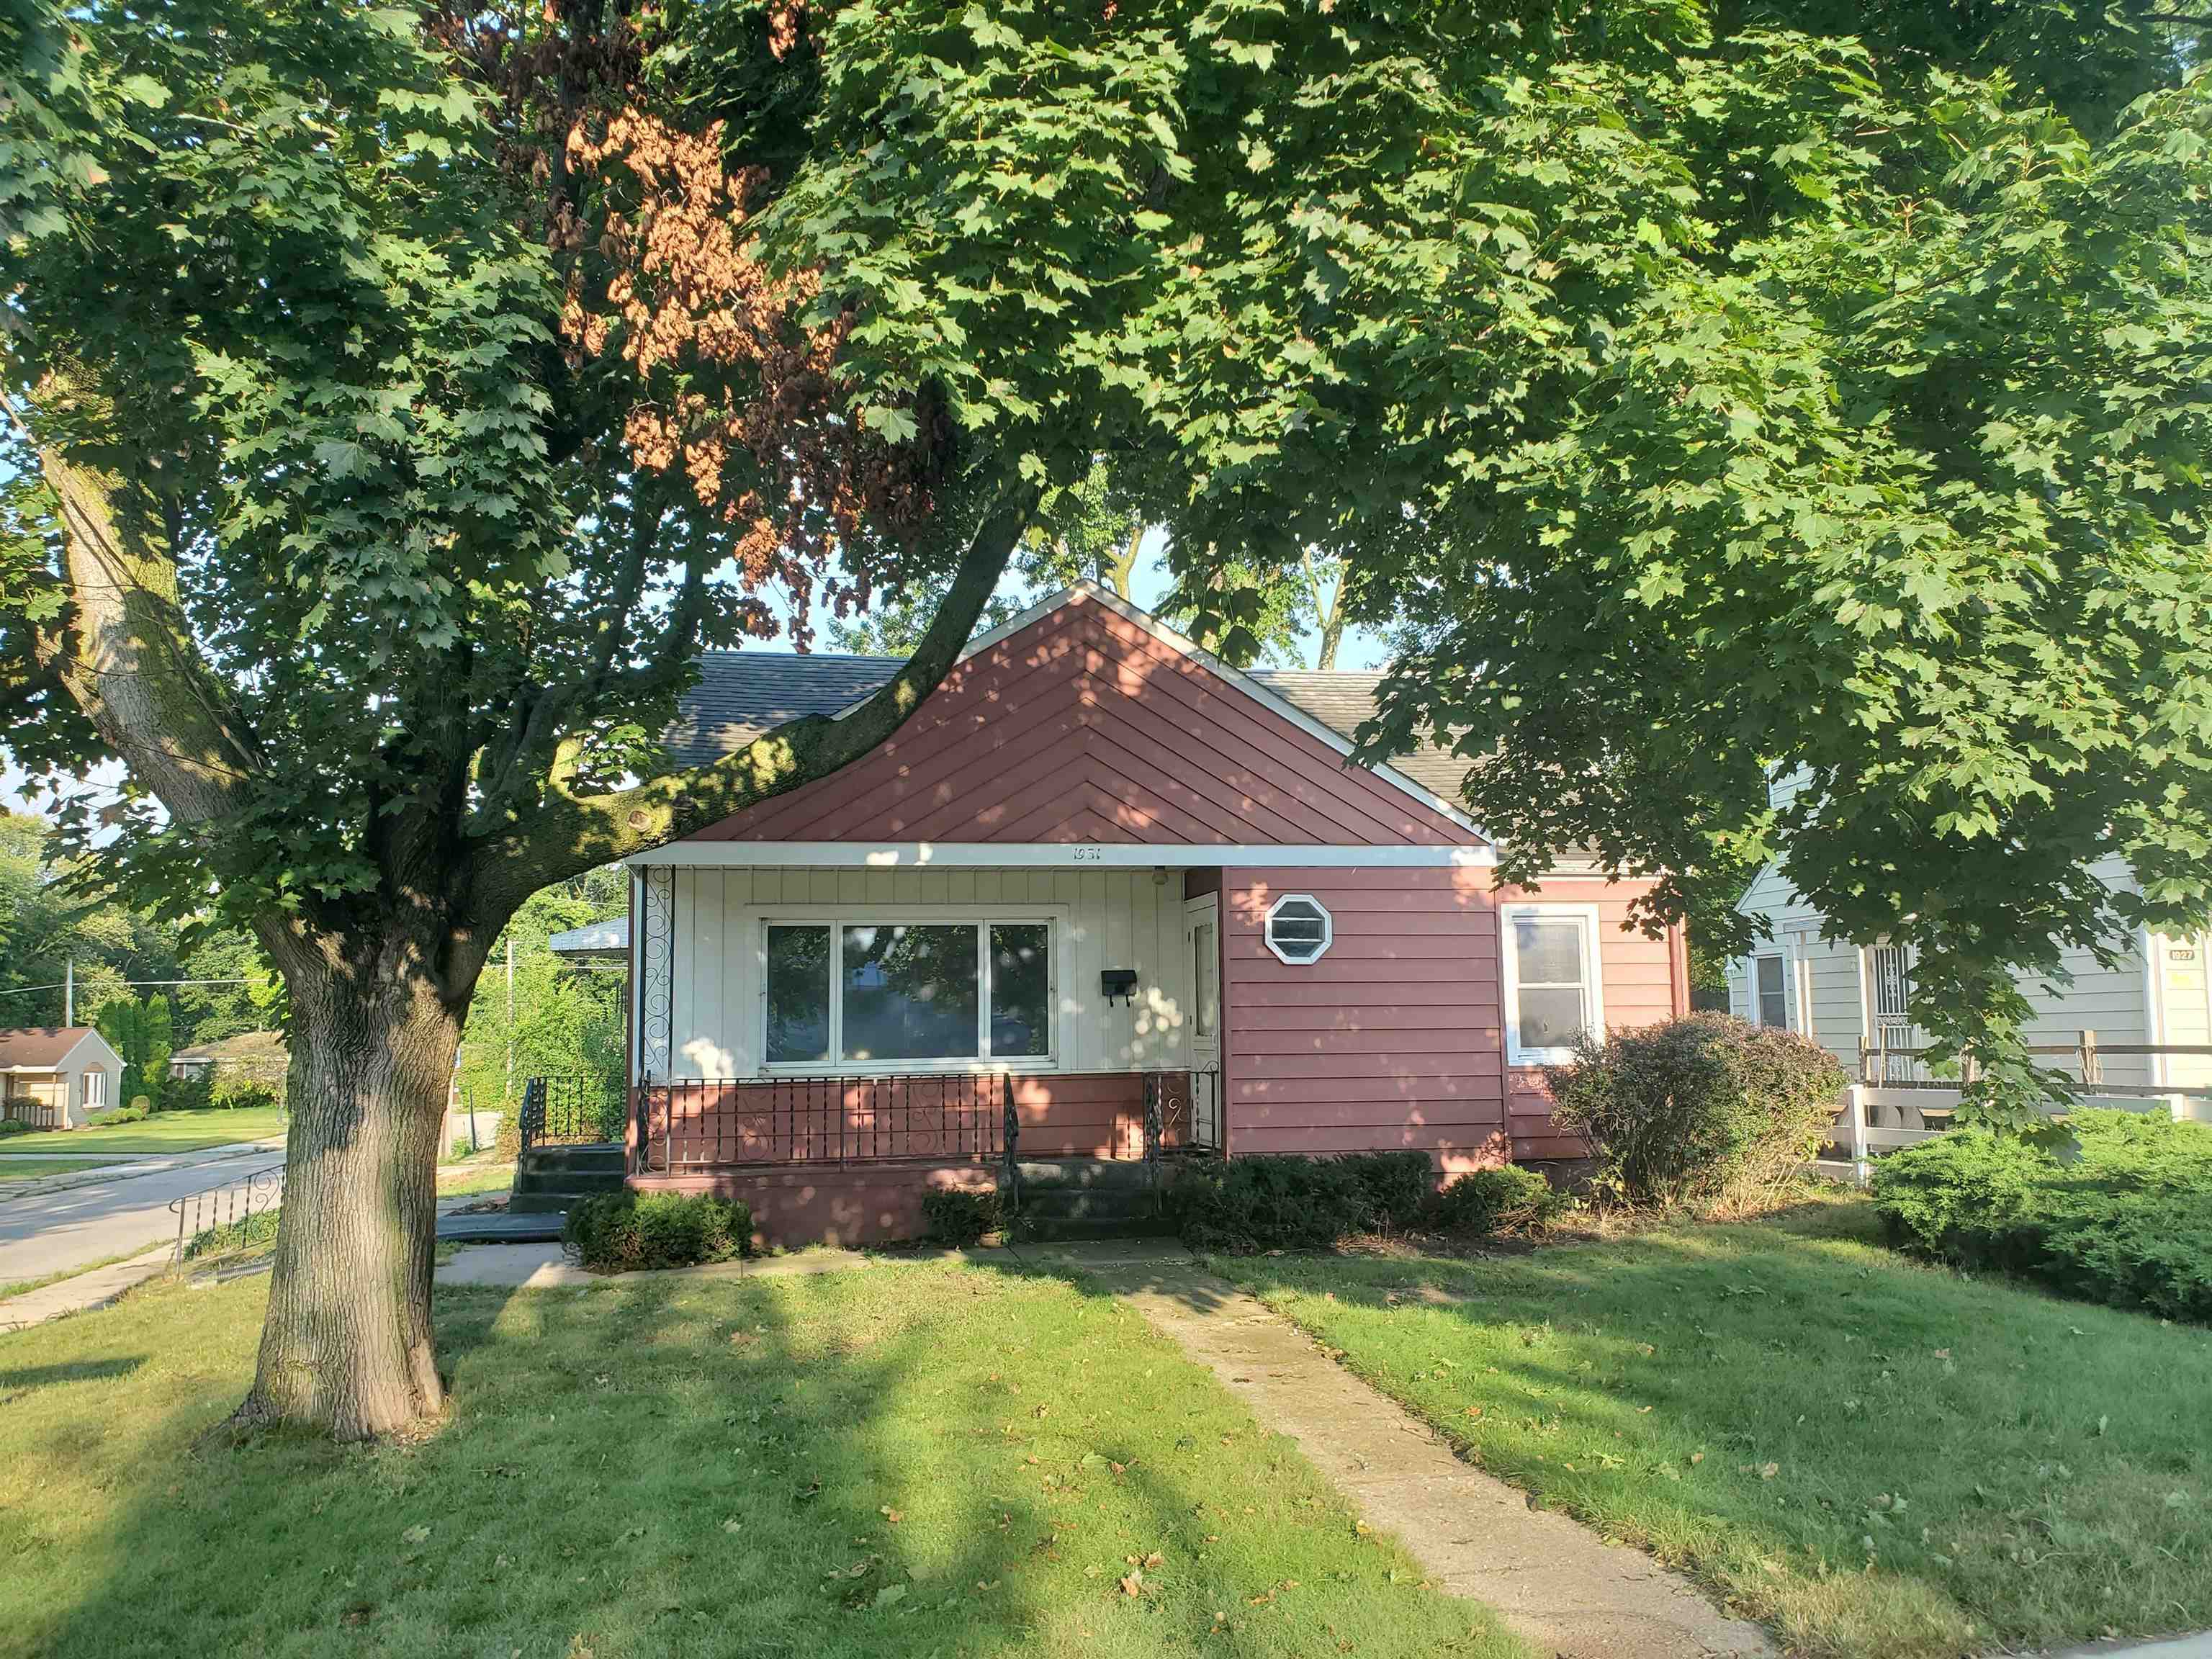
[1263,893,1334,965]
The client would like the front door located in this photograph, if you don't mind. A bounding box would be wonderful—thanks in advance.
[1183,894,1221,1147]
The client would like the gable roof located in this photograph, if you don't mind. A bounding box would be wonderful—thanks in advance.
[0,1028,114,1072]
[665,585,1475,819]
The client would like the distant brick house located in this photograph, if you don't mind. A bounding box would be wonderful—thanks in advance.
[0,1028,125,1130]
[607,583,1686,1244]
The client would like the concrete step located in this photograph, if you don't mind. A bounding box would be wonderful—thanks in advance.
[513,1164,626,1198]
[1017,1184,1159,1223]
[1012,1157,1157,1191]
[1017,1212,1178,1242]
[438,1210,568,1243]
[506,1192,591,1215]
[520,1143,625,1174]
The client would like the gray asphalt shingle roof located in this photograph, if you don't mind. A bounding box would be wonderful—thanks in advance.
[665,653,1471,806]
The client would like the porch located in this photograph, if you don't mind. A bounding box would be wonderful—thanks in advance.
[518,1069,1222,1246]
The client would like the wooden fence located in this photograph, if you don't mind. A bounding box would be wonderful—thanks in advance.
[1829,1083,2207,1181]
[1857,1032,2212,1090]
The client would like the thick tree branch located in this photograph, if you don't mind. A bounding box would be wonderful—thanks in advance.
[14,415,263,829]
[467,484,1039,925]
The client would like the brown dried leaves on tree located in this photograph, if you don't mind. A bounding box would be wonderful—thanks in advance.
[562,107,943,639]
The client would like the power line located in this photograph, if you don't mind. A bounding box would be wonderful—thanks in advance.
[0,976,264,997]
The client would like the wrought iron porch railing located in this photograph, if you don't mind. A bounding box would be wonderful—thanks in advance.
[628,1069,1222,1175]
[519,1074,626,1151]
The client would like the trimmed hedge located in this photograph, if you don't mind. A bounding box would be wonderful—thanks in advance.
[0,1118,30,1139]
[921,1186,1003,1246]
[565,1191,752,1272]
[1431,1164,1561,1236]
[1873,1110,2212,1321]
[1547,1013,1845,1214]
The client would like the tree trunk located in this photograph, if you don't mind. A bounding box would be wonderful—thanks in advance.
[238,961,460,1440]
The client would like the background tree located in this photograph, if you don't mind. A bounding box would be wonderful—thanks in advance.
[94,992,171,1109]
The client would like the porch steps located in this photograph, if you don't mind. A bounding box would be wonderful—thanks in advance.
[1009,1158,1176,1240]
[507,1142,627,1216]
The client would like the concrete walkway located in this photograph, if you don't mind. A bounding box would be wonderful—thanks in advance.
[0,1244,176,1332]
[1021,1239,1771,1659]
[434,1241,966,1290]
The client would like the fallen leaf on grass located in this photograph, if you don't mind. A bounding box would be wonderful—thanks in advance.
[880,1506,903,1525]
[1120,1570,1144,1596]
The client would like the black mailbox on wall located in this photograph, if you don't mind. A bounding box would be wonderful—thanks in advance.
[1100,968,1138,1005]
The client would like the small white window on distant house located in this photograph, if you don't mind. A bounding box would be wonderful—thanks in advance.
[81,1068,105,1111]
[1263,894,1333,965]
[1503,905,1604,1066]
[1753,953,1789,1029]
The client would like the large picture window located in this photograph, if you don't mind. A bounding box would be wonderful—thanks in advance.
[1501,904,1604,1066]
[762,916,1056,1070]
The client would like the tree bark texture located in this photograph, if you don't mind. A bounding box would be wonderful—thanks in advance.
[238,958,460,1440]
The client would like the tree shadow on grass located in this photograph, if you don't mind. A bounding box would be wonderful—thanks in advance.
[1200,1221,2212,1657]
[0,1354,145,1392]
[19,1257,1512,1659]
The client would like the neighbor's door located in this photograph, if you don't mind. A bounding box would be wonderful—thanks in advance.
[1183,894,1222,1148]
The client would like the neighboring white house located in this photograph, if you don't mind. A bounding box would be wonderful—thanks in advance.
[0,1027,126,1130]
[1727,772,2212,1092]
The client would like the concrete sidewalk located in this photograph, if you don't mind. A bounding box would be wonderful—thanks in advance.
[434,1241,972,1290]
[1024,1240,1771,1659]
[0,1244,176,1332]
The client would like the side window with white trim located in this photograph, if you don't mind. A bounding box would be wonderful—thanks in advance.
[1753,953,1789,1029]
[1503,906,1604,1066]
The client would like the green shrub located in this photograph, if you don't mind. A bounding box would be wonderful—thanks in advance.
[493,1112,522,1161]
[0,1118,30,1139]
[1874,1110,2212,1321]
[1168,1156,1372,1252]
[1335,1151,1434,1231]
[1429,1164,1562,1236]
[163,1071,213,1113]
[921,1186,1003,1246]
[565,1190,751,1272]
[209,1070,282,1112]
[184,1208,281,1260]
[99,1102,150,1125]
[1547,1013,1845,1214]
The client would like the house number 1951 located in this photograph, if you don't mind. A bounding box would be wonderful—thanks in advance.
[1069,845,1104,863]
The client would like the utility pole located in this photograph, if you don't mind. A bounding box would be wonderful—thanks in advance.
[503,935,515,1102]
[64,959,73,1028]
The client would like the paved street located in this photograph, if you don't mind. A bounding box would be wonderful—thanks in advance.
[0,1143,284,1285]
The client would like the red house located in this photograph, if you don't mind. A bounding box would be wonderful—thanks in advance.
[616,583,1686,1244]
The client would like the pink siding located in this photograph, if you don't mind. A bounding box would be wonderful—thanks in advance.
[685,594,1481,848]
[1222,870,1685,1165]
[1496,881,1685,1160]
[1222,868,1507,1166]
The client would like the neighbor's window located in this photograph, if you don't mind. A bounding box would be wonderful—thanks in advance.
[1264,894,1333,964]
[763,917,1056,1069]
[1504,906,1602,1066]
[1753,953,1789,1029]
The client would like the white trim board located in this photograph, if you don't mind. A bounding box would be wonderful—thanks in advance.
[628,841,1506,870]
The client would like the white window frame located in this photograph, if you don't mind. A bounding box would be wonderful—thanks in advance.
[1263,893,1334,965]
[1751,951,1789,1030]
[756,907,1064,1076]
[81,1068,106,1111]
[1501,903,1605,1068]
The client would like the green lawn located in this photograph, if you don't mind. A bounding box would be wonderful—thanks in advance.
[0,1104,286,1156]
[0,1157,112,1182]
[433,1157,515,1198]
[1220,1194,2212,1659]
[0,1259,1524,1659]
